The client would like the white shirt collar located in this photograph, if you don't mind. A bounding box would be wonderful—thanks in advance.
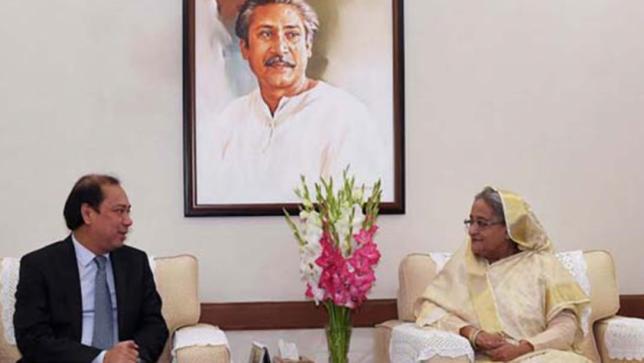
[253,81,326,124]
[71,233,110,268]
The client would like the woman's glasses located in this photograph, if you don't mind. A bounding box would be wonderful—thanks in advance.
[463,219,504,230]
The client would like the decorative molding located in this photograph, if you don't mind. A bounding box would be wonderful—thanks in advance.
[200,295,644,330]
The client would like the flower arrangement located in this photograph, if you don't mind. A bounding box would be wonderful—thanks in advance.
[285,170,382,363]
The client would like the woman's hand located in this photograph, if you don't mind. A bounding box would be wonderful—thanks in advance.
[459,326,506,350]
[485,340,533,361]
[474,331,506,350]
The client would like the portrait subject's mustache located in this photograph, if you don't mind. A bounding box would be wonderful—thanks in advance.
[265,55,295,68]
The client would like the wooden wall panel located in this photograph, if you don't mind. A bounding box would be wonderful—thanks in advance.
[617,294,644,319]
[200,295,644,330]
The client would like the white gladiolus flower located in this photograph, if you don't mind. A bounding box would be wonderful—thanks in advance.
[352,205,365,227]
[309,283,325,303]
[304,226,322,246]
[299,236,323,286]
[299,258,319,280]
[300,210,320,224]
[349,206,365,251]
[353,187,364,202]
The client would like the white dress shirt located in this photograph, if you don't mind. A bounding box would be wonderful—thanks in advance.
[72,234,119,363]
[198,81,390,203]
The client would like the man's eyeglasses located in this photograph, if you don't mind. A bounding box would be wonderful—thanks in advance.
[463,219,504,230]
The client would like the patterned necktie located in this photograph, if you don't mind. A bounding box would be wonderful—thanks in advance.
[92,255,114,350]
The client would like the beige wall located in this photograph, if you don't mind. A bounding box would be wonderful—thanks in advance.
[1,0,643,305]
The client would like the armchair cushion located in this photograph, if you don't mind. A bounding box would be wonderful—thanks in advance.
[154,255,200,332]
[397,253,439,322]
[0,257,20,362]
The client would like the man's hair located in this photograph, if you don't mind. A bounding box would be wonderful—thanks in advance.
[474,186,505,223]
[63,174,120,230]
[235,0,319,47]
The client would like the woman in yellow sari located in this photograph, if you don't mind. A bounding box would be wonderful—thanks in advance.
[415,187,591,362]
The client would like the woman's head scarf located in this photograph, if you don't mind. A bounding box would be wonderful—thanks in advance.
[495,187,552,252]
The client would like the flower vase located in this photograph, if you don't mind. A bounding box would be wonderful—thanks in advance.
[325,303,352,363]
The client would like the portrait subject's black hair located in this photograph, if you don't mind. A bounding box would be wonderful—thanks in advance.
[235,0,319,46]
[63,174,120,230]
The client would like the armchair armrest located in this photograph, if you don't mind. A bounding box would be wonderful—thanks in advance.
[172,323,231,363]
[388,322,473,363]
[374,320,405,363]
[595,316,644,363]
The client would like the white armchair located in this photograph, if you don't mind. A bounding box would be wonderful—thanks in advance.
[0,254,231,363]
[375,250,644,363]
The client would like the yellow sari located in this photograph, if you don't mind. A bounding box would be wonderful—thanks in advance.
[415,188,591,362]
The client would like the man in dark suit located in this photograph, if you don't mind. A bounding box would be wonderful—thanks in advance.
[14,174,168,363]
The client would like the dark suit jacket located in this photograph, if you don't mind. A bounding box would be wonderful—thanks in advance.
[13,236,169,363]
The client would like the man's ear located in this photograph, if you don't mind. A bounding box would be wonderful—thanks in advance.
[80,203,94,225]
[240,39,249,60]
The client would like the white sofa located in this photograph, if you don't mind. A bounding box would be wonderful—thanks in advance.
[0,254,230,363]
[375,250,644,363]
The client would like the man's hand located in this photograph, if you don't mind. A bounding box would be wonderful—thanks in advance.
[474,331,506,350]
[104,340,139,363]
[485,340,533,361]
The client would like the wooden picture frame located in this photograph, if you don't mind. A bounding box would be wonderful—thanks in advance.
[183,0,405,216]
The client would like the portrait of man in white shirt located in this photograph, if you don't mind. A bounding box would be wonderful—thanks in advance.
[193,0,396,205]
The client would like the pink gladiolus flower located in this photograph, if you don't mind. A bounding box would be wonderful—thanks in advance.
[310,228,382,308]
[353,225,378,245]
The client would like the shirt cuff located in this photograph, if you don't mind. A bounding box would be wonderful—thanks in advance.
[91,350,107,363]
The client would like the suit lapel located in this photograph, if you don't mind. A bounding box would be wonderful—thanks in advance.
[59,237,83,341]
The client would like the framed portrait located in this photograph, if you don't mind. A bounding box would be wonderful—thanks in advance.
[183,0,405,216]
